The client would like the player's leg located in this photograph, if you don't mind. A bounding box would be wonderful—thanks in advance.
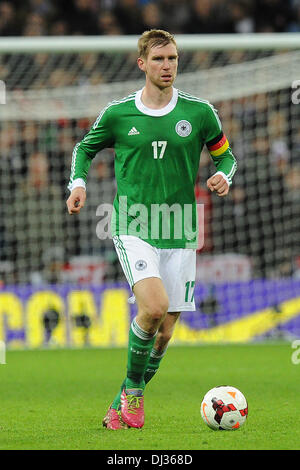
[109,311,180,417]
[105,236,167,428]
[143,248,197,384]
[120,248,196,426]
[120,276,169,427]
[126,276,169,388]
[105,239,196,429]
[144,311,180,384]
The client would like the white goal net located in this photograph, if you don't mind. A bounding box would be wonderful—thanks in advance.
[0,34,299,290]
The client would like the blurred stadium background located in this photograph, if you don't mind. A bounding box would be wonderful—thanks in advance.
[0,0,300,349]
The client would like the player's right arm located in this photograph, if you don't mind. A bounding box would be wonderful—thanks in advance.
[66,105,114,214]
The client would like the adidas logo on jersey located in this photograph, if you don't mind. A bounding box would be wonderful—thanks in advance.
[128,127,140,135]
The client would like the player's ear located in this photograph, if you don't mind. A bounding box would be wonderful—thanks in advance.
[137,57,146,72]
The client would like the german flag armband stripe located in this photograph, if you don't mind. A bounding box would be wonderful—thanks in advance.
[206,131,229,157]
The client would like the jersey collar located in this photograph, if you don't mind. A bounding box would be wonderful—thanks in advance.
[135,87,178,116]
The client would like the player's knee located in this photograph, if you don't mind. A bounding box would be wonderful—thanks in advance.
[148,299,169,322]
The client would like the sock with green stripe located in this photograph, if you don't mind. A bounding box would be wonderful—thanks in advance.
[144,347,167,384]
[125,317,156,390]
[111,346,167,409]
[111,319,156,410]
[111,318,156,409]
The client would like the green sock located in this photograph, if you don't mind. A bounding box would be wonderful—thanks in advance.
[111,346,166,409]
[111,379,126,410]
[144,347,167,384]
[125,317,156,390]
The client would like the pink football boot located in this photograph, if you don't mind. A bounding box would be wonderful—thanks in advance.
[120,389,144,428]
[102,405,129,430]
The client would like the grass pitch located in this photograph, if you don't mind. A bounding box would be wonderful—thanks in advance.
[0,343,299,450]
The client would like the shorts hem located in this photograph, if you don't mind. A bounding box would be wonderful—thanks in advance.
[168,305,196,312]
[131,274,162,289]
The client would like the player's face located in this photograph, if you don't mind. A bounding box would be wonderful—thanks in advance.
[139,43,178,89]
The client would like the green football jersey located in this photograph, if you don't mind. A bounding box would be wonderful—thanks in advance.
[68,88,237,249]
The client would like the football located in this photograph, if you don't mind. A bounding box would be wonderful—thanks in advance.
[201,385,248,430]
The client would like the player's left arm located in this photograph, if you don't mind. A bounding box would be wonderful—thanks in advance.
[204,104,237,197]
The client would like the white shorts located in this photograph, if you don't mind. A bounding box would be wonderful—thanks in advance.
[113,235,196,312]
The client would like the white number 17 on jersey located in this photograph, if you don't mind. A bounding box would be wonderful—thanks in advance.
[152,140,167,159]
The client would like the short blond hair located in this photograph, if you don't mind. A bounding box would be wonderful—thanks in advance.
[138,29,178,58]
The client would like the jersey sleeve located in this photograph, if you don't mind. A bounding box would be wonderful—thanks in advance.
[68,105,114,191]
[204,104,237,186]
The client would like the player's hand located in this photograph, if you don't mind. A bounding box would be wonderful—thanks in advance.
[66,187,86,214]
[207,174,229,197]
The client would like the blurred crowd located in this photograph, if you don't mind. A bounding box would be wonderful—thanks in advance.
[1,0,300,37]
